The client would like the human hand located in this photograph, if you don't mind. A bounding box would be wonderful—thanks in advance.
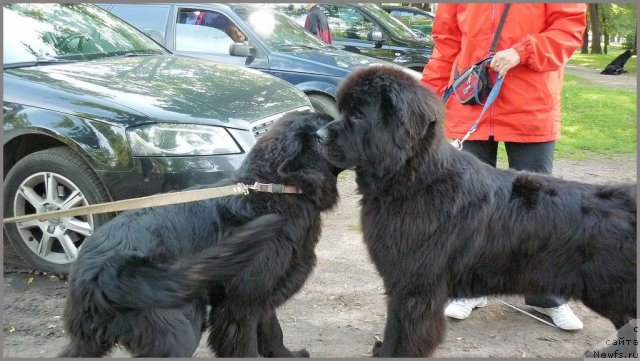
[490,48,520,77]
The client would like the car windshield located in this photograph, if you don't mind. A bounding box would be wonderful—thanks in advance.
[361,3,419,41]
[233,7,328,51]
[3,3,166,66]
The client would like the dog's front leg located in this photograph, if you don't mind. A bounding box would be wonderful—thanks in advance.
[258,309,310,357]
[373,293,448,357]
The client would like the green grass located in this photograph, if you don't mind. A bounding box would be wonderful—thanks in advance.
[568,46,637,74]
[557,74,636,159]
[498,73,636,163]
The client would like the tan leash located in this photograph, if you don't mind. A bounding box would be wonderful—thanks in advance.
[3,182,302,225]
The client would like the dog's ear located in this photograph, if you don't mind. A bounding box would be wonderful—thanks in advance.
[378,82,442,150]
[276,130,305,179]
[277,119,337,208]
[277,120,328,185]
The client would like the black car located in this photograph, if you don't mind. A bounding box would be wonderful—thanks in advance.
[380,5,435,39]
[3,3,311,274]
[318,3,433,72]
[99,3,390,118]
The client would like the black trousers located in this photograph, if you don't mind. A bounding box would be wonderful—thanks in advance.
[462,138,564,308]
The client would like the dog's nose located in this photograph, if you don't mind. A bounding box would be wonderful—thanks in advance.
[315,127,330,144]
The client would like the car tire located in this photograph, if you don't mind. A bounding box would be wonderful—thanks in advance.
[3,147,112,275]
[308,94,339,119]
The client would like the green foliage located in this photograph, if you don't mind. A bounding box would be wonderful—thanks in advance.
[601,3,636,39]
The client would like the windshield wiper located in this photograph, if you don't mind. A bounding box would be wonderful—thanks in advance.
[3,59,78,69]
[123,52,158,57]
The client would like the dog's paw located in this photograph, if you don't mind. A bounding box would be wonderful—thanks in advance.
[292,348,310,358]
[372,341,383,357]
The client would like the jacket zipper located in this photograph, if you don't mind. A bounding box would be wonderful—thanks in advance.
[489,4,497,137]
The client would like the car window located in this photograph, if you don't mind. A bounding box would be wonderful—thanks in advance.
[109,4,170,44]
[3,3,166,65]
[389,10,406,18]
[387,8,434,37]
[360,4,419,41]
[233,7,327,51]
[175,8,246,54]
[322,5,378,41]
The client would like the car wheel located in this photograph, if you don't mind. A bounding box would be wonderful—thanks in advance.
[308,94,339,119]
[3,147,112,275]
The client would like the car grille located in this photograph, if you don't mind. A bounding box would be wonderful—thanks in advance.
[251,106,311,139]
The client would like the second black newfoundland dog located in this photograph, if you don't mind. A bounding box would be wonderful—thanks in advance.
[316,65,636,357]
[59,111,340,357]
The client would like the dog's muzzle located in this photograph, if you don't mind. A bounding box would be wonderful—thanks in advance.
[315,127,331,144]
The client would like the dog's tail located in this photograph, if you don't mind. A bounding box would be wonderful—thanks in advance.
[87,214,284,310]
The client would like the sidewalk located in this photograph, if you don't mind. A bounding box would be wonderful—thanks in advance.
[564,63,637,91]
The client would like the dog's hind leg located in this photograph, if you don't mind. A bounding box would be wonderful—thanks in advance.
[127,303,207,357]
[372,292,448,357]
[258,310,310,357]
[207,304,260,357]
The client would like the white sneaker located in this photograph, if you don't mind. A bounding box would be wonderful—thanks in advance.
[533,304,584,331]
[444,297,488,319]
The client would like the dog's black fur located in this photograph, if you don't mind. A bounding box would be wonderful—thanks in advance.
[60,111,341,358]
[316,65,637,357]
[601,49,633,75]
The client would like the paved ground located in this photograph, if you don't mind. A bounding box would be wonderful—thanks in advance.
[564,63,636,90]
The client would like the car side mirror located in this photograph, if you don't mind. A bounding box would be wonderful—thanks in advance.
[229,43,254,58]
[367,30,385,43]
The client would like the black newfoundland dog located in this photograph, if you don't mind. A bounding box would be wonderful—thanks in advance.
[59,111,341,358]
[315,65,637,357]
[601,49,633,75]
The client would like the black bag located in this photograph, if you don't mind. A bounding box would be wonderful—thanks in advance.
[447,4,510,106]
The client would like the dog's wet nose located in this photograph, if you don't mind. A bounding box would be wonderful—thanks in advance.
[315,127,330,144]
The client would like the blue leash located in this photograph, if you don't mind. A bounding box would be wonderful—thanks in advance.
[442,72,505,150]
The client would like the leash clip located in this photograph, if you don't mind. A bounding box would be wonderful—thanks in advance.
[450,139,464,150]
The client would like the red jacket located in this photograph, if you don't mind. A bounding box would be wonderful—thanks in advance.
[422,3,587,142]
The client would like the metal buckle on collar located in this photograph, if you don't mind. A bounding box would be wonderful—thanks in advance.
[249,182,274,193]
[248,182,303,194]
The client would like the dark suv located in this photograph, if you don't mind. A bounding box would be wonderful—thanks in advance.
[3,3,311,274]
[318,3,433,71]
[99,3,390,118]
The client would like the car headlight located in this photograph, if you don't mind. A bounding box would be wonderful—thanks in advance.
[127,123,241,156]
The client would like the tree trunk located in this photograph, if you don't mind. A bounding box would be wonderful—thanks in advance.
[581,10,589,54]
[600,5,609,54]
[589,3,602,54]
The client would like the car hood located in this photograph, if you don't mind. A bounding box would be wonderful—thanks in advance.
[3,55,310,129]
[268,47,387,76]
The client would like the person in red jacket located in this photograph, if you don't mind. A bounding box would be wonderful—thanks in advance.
[422,3,587,331]
[304,3,332,44]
